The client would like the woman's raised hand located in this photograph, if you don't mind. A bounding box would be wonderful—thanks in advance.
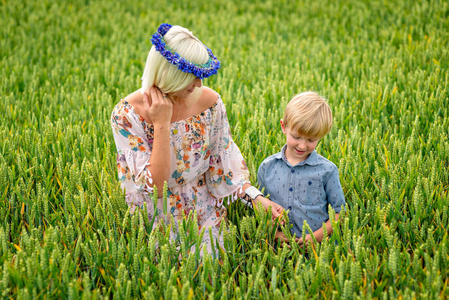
[143,87,173,126]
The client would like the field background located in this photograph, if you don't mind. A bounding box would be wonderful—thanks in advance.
[1,0,449,298]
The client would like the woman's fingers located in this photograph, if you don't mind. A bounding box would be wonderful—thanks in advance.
[143,90,152,108]
[271,206,280,218]
[257,196,285,221]
[149,87,160,104]
[145,86,173,125]
[271,203,284,220]
[150,87,172,105]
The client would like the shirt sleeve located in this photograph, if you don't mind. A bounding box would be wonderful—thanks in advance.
[257,161,268,196]
[205,98,250,199]
[324,165,345,213]
[111,102,153,206]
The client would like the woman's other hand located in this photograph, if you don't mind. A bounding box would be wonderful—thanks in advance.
[256,196,285,221]
[143,87,173,126]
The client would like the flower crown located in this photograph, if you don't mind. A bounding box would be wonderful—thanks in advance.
[151,23,221,79]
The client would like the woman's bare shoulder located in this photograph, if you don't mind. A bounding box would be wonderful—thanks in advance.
[124,90,144,106]
[197,87,219,110]
[121,89,150,122]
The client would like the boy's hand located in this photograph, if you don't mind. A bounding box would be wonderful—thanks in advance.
[275,230,290,243]
[296,234,312,246]
[275,231,303,250]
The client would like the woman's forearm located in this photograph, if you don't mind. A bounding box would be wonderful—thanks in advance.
[236,184,284,219]
[237,183,267,203]
[237,183,252,198]
[147,122,171,193]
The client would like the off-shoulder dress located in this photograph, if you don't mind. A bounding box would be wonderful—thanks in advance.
[111,92,250,253]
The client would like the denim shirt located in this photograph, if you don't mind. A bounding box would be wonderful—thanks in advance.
[257,145,345,238]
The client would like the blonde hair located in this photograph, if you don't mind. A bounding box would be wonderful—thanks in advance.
[140,25,209,98]
[283,92,333,138]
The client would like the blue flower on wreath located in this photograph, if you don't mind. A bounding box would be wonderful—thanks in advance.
[151,23,221,79]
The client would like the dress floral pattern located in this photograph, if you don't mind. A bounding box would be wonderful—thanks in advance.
[111,92,250,253]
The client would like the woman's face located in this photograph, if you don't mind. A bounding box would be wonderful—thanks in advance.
[173,77,202,99]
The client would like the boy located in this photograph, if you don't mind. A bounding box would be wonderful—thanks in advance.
[257,92,345,245]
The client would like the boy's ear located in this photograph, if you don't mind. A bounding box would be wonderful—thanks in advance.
[280,119,286,134]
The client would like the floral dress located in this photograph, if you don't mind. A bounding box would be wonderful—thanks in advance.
[110,92,250,253]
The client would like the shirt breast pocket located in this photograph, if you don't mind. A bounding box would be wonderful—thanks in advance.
[299,179,322,206]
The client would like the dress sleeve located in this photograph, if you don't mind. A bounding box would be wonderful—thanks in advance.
[111,101,153,205]
[205,98,250,199]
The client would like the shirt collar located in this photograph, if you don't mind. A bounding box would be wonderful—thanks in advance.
[275,144,319,166]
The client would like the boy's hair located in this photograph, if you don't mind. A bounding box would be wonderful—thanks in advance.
[283,92,333,138]
[141,25,208,98]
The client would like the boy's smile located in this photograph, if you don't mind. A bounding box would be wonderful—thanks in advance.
[281,120,319,165]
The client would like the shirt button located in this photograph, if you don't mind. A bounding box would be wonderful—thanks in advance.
[291,169,295,173]
[289,187,293,192]
[288,206,292,210]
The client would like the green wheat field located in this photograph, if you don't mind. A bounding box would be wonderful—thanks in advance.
[1,0,448,298]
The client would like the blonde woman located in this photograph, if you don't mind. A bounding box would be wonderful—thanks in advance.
[111,24,283,253]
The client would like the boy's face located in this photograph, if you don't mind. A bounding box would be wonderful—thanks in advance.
[281,120,320,165]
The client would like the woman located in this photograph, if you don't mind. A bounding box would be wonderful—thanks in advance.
[111,23,283,253]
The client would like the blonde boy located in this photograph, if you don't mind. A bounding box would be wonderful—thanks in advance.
[257,92,345,245]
